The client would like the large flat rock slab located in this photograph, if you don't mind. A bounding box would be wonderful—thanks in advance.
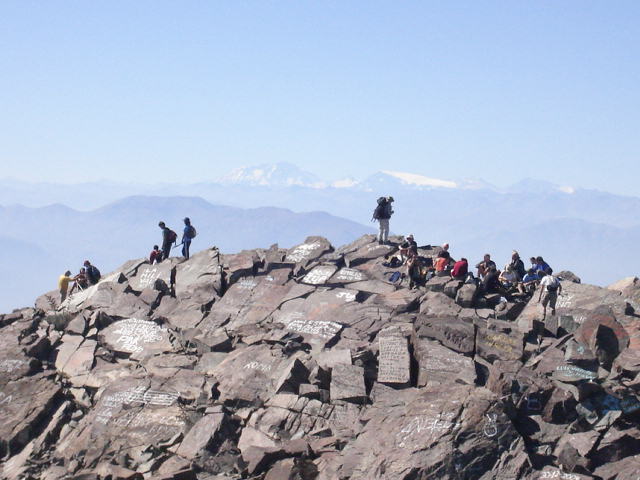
[55,376,190,470]
[99,318,175,358]
[210,345,289,404]
[285,236,332,266]
[517,282,629,333]
[0,374,62,458]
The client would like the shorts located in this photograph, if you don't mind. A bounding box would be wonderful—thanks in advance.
[542,291,558,310]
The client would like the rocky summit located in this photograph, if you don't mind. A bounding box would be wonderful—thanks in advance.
[1,235,640,480]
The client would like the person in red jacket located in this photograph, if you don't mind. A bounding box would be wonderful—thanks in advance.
[451,258,469,280]
[149,245,163,264]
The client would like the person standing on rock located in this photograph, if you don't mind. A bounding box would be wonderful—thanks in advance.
[538,270,562,318]
[158,221,177,261]
[372,196,394,245]
[58,270,72,302]
[181,217,196,260]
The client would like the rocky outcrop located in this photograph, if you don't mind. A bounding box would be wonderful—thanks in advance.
[1,235,639,479]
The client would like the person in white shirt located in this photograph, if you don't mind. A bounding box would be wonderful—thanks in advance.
[538,270,562,318]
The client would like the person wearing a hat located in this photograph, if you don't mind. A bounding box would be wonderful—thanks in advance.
[181,217,196,259]
[374,196,394,245]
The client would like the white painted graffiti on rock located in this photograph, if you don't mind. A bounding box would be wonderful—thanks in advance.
[539,470,580,480]
[112,319,168,353]
[237,278,258,290]
[0,392,12,407]
[335,291,357,302]
[287,242,322,262]
[285,314,342,339]
[243,361,272,373]
[333,268,366,283]
[102,385,179,408]
[302,266,336,285]
[0,359,27,373]
[396,413,460,447]
[138,267,161,289]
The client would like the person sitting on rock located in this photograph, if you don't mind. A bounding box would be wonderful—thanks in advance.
[83,260,101,285]
[476,254,496,279]
[150,245,163,264]
[69,268,88,295]
[538,270,562,318]
[522,268,539,293]
[499,264,519,292]
[399,234,417,263]
[406,250,428,288]
[434,254,451,277]
[451,258,468,280]
[534,256,551,274]
[480,265,502,295]
[510,251,526,280]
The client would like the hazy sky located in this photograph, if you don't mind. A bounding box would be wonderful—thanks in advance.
[1,2,639,194]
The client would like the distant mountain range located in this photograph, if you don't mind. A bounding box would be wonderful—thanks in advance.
[2,162,640,312]
[0,196,375,313]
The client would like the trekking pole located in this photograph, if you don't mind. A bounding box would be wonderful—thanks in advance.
[172,242,184,249]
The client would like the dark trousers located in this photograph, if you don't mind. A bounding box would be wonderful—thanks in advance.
[182,239,191,259]
[162,242,172,261]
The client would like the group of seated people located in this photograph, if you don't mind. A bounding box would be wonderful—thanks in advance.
[388,235,554,299]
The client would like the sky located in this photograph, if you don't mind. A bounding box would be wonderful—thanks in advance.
[1,2,639,195]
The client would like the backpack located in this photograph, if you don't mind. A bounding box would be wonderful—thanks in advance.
[168,229,178,243]
[88,265,101,282]
[372,197,387,221]
[546,277,559,292]
[389,271,401,283]
[186,225,197,239]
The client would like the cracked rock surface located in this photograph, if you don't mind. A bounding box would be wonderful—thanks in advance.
[1,235,639,479]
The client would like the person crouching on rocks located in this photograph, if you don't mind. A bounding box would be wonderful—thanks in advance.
[150,245,163,264]
[69,268,88,295]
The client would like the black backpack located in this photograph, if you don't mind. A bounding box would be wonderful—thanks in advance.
[372,197,387,220]
[88,265,101,283]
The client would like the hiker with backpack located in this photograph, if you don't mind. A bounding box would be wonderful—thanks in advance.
[181,217,197,260]
[372,196,394,245]
[538,270,562,318]
[83,260,101,285]
[159,221,177,261]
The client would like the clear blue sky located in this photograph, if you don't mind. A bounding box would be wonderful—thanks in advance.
[1,1,639,194]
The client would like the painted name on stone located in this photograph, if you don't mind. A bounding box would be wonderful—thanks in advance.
[378,335,410,384]
[285,315,342,339]
[243,361,272,372]
[112,319,167,353]
[287,242,322,262]
[555,365,597,379]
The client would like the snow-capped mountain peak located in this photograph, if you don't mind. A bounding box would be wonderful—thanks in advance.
[218,162,326,188]
[380,170,458,189]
